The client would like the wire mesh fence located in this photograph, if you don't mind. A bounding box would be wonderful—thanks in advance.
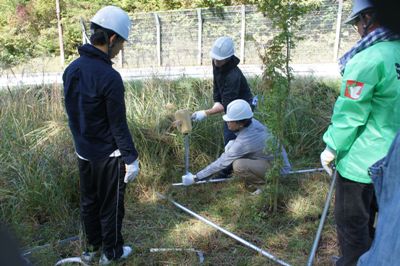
[91,0,360,69]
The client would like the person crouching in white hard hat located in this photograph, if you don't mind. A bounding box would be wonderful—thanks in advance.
[191,36,255,180]
[183,100,290,194]
[63,6,139,265]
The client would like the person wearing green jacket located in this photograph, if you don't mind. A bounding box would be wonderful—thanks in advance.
[320,0,400,265]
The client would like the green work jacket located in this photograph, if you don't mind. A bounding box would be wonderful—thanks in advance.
[323,40,400,183]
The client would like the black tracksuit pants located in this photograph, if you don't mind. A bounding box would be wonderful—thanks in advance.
[78,156,126,260]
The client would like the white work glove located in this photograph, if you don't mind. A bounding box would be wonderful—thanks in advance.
[191,110,207,122]
[224,140,235,153]
[320,147,336,176]
[124,159,139,183]
[182,172,197,186]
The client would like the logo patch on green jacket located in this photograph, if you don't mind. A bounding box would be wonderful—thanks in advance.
[345,80,364,100]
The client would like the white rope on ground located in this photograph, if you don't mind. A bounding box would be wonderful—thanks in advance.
[54,257,88,266]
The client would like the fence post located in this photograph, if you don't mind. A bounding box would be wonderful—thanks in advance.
[55,0,65,67]
[154,13,161,66]
[240,5,246,63]
[333,0,343,62]
[119,48,124,68]
[197,8,203,65]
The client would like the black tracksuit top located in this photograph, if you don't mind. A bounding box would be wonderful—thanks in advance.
[212,55,253,111]
[63,44,138,164]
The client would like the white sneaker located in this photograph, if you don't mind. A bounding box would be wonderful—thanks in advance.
[81,250,99,264]
[99,246,133,265]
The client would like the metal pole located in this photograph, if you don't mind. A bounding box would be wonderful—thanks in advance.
[286,168,324,175]
[80,18,90,44]
[333,0,343,61]
[240,5,246,63]
[173,177,232,186]
[154,13,161,66]
[55,0,65,67]
[307,169,337,266]
[184,134,190,174]
[197,8,203,65]
[156,193,292,266]
[119,47,124,68]
[172,168,324,186]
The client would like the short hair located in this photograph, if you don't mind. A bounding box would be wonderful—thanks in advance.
[90,23,124,45]
[371,0,400,34]
[236,118,252,128]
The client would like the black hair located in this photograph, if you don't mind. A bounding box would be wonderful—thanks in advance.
[236,118,252,128]
[89,23,124,46]
[370,0,400,34]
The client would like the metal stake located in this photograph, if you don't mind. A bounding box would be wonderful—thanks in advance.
[184,134,190,174]
[286,168,324,175]
[307,169,337,266]
[156,193,291,266]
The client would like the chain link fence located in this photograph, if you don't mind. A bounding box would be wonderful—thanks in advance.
[93,0,359,69]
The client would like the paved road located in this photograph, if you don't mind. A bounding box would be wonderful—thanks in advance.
[0,63,340,88]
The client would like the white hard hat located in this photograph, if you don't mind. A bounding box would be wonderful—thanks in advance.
[91,6,131,41]
[344,0,375,24]
[223,99,253,122]
[210,36,235,60]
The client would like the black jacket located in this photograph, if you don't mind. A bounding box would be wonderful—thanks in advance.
[212,56,253,111]
[63,44,138,164]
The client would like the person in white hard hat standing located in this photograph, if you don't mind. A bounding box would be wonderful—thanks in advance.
[183,100,290,193]
[319,0,400,265]
[63,6,139,265]
[192,36,254,179]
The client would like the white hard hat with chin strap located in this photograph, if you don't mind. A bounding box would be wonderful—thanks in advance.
[91,6,131,41]
[223,99,253,122]
[90,6,131,57]
[345,0,376,37]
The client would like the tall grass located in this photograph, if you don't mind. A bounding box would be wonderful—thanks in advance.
[0,75,339,265]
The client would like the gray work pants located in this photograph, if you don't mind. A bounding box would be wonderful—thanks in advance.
[232,158,271,185]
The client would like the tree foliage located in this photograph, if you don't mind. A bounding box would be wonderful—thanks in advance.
[0,0,257,68]
[256,0,320,212]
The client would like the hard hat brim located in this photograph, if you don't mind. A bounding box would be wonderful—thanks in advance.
[344,13,358,24]
[210,51,233,61]
[222,114,234,122]
[222,114,252,122]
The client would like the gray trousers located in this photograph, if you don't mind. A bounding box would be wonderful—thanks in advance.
[232,158,271,185]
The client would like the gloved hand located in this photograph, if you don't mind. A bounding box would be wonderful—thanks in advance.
[191,110,207,122]
[320,147,336,176]
[124,159,139,183]
[224,140,234,152]
[182,172,197,186]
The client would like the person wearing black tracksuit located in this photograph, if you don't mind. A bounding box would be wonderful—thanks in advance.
[192,36,253,179]
[212,55,254,145]
[63,6,138,263]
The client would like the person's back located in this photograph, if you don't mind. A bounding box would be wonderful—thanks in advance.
[63,44,136,162]
[62,6,138,264]
[212,55,253,111]
[327,39,400,183]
